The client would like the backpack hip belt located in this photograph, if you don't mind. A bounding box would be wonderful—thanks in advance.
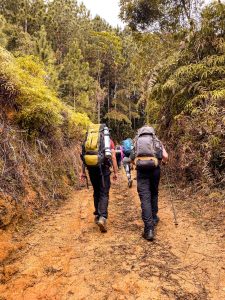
[135,156,159,167]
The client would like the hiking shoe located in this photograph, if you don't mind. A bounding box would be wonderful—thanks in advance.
[98,216,107,233]
[128,179,133,188]
[143,229,154,241]
[153,216,160,226]
[94,215,99,224]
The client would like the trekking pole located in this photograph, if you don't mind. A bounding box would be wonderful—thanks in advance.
[164,166,178,226]
[85,175,89,189]
[82,164,89,189]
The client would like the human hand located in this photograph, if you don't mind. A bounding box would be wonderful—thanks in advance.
[112,172,118,181]
[80,173,87,182]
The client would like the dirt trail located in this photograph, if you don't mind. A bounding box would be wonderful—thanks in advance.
[0,173,224,300]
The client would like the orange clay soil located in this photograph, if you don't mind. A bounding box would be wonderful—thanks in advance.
[0,172,224,300]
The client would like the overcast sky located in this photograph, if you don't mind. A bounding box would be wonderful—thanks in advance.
[78,0,124,28]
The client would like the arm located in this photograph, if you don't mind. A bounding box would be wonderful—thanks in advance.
[162,146,168,162]
[80,144,86,177]
[111,148,118,179]
[80,144,88,188]
[130,137,136,163]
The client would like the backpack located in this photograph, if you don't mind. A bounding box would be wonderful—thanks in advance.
[135,126,163,170]
[82,124,110,167]
[122,138,133,156]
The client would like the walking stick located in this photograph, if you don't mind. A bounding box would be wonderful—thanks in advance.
[164,166,178,226]
[82,164,89,189]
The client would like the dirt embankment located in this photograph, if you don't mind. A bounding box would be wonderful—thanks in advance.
[0,172,224,300]
[0,116,82,232]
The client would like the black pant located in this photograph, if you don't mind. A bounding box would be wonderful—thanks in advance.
[137,167,161,232]
[116,153,122,168]
[88,167,111,219]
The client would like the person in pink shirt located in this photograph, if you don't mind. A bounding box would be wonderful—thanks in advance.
[115,145,124,169]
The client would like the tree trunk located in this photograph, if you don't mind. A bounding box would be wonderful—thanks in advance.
[108,79,110,112]
[73,88,76,111]
[98,99,100,123]
[24,19,28,33]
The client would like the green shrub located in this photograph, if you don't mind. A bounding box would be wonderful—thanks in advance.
[0,46,90,141]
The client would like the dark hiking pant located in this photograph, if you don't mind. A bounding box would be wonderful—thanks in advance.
[116,152,122,168]
[88,167,111,219]
[137,167,161,232]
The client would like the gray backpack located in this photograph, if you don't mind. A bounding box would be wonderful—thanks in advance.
[135,126,163,169]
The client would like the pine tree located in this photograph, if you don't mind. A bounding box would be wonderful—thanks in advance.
[60,41,94,114]
[35,25,55,65]
[0,0,31,32]
[0,15,8,47]
[29,0,46,34]
[35,25,59,90]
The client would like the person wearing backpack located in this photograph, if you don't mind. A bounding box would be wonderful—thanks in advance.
[134,126,168,241]
[80,124,118,233]
[115,145,124,169]
[122,138,133,158]
[122,138,134,187]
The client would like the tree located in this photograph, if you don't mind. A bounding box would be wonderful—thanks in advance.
[45,0,90,62]
[28,0,46,34]
[35,25,55,65]
[60,41,94,115]
[0,15,8,47]
[119,0,201,31]
[91,15,112,32]
[145,2,225,186]
[34,25,59,90]
[0,0,31,32]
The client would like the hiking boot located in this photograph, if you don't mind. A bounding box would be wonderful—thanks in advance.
[153,216,160,226]
[94,215,99,224]
[143,229,154,241]
[128,179,133,188]
[98,216,107,233]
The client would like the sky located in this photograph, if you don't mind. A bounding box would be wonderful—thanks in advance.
[78,0,124,28]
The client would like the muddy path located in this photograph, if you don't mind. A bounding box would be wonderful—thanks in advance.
[0,173,224,300]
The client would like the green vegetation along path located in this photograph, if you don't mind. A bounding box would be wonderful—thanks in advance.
[0,173,224,300]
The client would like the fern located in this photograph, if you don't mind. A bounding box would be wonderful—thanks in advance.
[144,2,225,187]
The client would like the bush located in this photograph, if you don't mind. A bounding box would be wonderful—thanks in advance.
[0,46,90,142]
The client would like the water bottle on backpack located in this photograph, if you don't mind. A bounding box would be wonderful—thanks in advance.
[82,124,111,167]
[104,126,111,159]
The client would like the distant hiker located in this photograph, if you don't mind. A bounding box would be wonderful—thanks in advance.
[122,138,133,158]
[122,138,134,188]
[115,145,124,169]
[80,124,118,233]
[133,126,168,241]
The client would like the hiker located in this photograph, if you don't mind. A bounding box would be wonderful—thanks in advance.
[115,145,124,169]
[133,126,168,241]
[80,124,118,233]
[122,138,134,188]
